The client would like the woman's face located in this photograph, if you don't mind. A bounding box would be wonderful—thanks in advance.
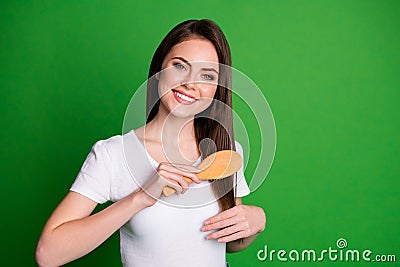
[157,38,219,118]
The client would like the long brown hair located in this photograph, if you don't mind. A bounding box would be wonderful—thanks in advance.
[146,19,235,211]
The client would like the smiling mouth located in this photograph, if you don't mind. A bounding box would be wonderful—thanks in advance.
[172,89,198,104]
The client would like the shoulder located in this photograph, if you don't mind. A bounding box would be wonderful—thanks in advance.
[99,134,123,150]
[234,140,244,155]
[233,140,250,197]
[90,131,136,158]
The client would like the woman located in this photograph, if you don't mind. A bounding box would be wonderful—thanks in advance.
[36,19,266,267]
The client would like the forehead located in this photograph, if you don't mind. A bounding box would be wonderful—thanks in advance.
[164,38,219,64]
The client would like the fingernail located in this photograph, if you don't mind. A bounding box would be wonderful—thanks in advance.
[201,226,206,231]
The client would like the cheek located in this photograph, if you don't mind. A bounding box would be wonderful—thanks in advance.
[195,85,218,112]
[199,84,218,99]
[158,69,184,97]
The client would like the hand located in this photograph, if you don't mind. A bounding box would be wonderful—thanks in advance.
[201,204,266,243]
[138,162,201,207]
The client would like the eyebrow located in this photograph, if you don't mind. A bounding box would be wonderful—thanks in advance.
[171,56,219,74]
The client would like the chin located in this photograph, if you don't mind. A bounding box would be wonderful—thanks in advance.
[167,106,197,118]
[171,102,214,118]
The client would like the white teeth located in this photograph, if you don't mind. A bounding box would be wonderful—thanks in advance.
[174,91,195,102]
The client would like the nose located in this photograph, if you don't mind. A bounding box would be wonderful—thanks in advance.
[181,73,197,91]
[183,81,196,91]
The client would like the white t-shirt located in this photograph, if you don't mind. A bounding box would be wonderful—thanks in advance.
[70,130,250,267]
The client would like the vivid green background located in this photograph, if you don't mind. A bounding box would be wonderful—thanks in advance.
[1,1,399,266]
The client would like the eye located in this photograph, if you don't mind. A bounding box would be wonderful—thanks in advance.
[201,74,215,81]
[173,63,187,71]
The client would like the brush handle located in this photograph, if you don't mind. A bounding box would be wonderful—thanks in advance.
[163,177,193,197]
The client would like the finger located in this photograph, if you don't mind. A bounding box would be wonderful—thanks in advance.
[184,172,201,184]
[169,166,201,184]
[162,179,183,194]
[204,206,238,225]
[171,163,201,173]
[206,223,244,240]
[159,163,201,184]
[159,170,190,194]
[173,174,191,194]
[202,215,244,232]
[217,231,247,243]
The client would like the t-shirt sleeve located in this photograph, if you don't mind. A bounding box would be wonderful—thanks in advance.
[234,141,250,198]
[70,140,112,204]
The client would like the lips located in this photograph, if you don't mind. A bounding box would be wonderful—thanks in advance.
[172,89,198,104]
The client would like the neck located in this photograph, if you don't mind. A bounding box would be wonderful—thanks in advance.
[147,105,196,143]
[145,104,199,163]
